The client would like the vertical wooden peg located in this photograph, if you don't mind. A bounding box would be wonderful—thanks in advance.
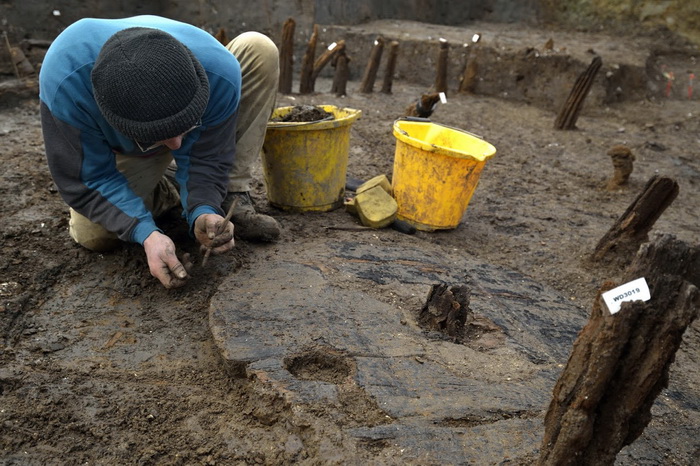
[278,18,295,94]
[299,24,318,94]
[434,38,449,93]
[332,47,350,97]
[554,56,602,130]
[381,41,400,94]
[360,36,385,94]
[458,33,481,93]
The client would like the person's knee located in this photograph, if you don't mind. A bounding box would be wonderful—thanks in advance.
[70,227,121,252]
[75,235,122,252]
[232,32,279,75]
[238,31,278,58]
[69,210,121,252]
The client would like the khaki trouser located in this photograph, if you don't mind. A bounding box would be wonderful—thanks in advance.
[70,32,279,251]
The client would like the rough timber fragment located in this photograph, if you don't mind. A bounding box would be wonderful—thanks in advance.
[606,144,635,190]
[278,17,295,94]
[554,56,602,130]
[539,234,700,466]
[593,175,679,263]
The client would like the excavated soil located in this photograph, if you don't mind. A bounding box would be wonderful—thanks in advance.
[1,22,699,465]
[272,105,334,122]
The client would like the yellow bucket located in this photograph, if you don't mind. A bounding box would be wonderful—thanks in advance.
[391,119,496,231]
[262,105,362,212]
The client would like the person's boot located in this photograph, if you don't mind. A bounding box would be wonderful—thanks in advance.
[223,191,280,242]
[151,177,181,217]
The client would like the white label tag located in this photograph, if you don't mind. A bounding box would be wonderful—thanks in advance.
[439,92,447,104]
[601,277,651,314]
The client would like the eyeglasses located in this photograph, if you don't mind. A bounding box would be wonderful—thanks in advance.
[135,120,202,153]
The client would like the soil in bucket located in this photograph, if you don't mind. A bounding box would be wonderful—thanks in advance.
[272,105,334,123]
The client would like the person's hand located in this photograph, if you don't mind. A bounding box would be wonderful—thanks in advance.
[143,231,193,289]
[194,213,234,255]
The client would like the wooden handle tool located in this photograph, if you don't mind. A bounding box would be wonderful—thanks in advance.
[201,197,238,267]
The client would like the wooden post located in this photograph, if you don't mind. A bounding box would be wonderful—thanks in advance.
[213,28,229,47]
[299,24,318,94]
[458,51,478,93]
[311,39,345,86]
[381,41,399,94]
[3,32,22,79]
[554,56,602,130]
[417,284,471,343]
[404,93,441,118]
[278,18,295,94]
[539,234,699,466]
[331,47,350,97]
[434,38,449,93]
[359,36,385,94]
[605,145,635,190]
[593,175,679,263]
[458,33,481,93]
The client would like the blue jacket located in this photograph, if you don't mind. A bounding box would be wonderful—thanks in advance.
[39,15,241,245]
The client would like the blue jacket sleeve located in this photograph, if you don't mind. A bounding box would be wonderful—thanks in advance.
[41,102,160,244]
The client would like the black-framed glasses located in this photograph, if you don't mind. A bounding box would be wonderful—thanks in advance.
[135,120,202,152]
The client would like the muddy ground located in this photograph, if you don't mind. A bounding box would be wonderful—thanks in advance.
[1,22,700,465]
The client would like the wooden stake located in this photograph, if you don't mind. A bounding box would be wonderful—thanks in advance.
[202,198,238,267]
[458,33,481,93]
[404,93,441,118]
[359,36,385,94]
[605,145,635,190]
[299,24,318,94]
[381,41,400,94]
[417,284,471,343]
[311,39,345,83]
[434,38,449,93]
[593,175,679,263]
[3,32,22,80]
[539,234,699,466]
[554,56,602,130]
[278,18,295,94]
[214,28,229,47]
[459,53,478,93]
[331,47,350,97]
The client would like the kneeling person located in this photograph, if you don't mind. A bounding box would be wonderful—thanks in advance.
[39,15,281,288]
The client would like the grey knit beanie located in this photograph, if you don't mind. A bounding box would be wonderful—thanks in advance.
[91,27,209,142]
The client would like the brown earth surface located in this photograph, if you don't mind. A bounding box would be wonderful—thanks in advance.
[1,22,700,465]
